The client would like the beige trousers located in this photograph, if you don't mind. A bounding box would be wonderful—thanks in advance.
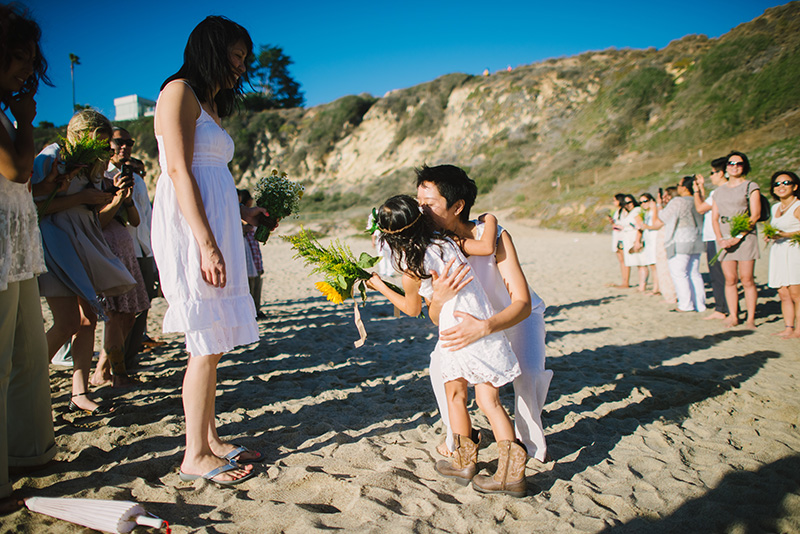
[0,277,57,498]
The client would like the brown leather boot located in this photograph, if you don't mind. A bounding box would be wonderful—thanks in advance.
[472,440,527,497]
[434,433,477,486]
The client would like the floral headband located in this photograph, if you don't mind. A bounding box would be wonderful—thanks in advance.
[365,206,424,235]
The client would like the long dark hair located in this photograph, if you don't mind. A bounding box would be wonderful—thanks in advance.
[376,195,440,280]
[0,3,51,100]
[161,16,252,118]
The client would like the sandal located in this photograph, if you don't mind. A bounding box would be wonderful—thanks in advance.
[68,393,114,416]
[179,462,255,486]
[222,445,265,464]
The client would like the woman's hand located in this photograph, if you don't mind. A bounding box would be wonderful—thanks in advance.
[430,258,473,304]
[439,311,491,350]
[8,93,36,127]
[241,205,272,228]
[200,243,226,288]
[78,187,114,206]
[719,237,741,250]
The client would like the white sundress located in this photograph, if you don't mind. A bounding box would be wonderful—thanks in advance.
[151,81,258,356]
[768,199,800,288]
[419,238,520,387]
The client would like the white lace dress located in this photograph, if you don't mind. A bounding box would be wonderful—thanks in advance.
[0,111,46,291]
[419,238,520,387]
[151,81,258,356]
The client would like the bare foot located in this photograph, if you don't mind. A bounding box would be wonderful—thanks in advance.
[0,495,23,515]
[775,327,794,338]
[436,441,453,458]
[704,311,727,321]
[743,321,757,330]
[724,318,740,328]
[181,453,253,483]
[647,290,661,296]
[607,283,630,289]
[636,287,646,293]
[89,371,112,387]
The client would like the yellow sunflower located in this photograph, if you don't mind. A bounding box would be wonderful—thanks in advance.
[315,281,345,304]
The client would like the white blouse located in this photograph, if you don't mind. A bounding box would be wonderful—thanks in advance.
[0,109,46,291]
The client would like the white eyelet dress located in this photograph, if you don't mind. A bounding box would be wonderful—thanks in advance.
[151,82,258,356]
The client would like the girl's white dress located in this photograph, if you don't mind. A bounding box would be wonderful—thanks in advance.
[768,199,800,288]
[418,238,520,387]
[151,82,258,356]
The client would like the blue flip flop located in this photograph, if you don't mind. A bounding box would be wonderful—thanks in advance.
[179,462,255,486]
[222,444,265,464]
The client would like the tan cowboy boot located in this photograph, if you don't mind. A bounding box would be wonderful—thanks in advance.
[472,440,527,497]
[434,433,478,486]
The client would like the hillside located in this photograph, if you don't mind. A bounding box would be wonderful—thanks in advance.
[35,2,800,232]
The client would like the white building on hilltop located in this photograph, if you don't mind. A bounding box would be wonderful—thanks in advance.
[114,94,156,121]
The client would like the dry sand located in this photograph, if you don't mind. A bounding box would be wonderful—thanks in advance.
[7,220,800,533]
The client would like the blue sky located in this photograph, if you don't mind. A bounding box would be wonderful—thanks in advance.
[23,0,787,126]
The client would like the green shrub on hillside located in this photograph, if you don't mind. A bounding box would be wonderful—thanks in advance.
[302,94,377,157]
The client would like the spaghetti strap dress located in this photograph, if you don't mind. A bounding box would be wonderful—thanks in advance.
[768,199,800,288]
[151,80,258,356]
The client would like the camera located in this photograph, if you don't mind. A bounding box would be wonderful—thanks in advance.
[120,163,134,178]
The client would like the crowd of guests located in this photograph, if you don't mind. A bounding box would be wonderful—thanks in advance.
[2,3,798,513]
[610,152,800,337]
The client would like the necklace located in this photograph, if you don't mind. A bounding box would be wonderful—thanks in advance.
[776,199,795,218]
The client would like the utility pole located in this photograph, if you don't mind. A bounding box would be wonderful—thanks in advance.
[69,53,80,112]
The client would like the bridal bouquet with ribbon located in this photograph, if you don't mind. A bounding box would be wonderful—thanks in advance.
[253,169,304,242]
[283,228,404,347]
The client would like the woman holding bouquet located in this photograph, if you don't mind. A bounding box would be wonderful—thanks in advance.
[33,110,136,415]
[711,151,761,328]
[151,16,267,486]
[765,171,800,338]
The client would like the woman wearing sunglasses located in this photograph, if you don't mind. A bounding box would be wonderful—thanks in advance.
[710,151,761,328]
[765,171,800,339]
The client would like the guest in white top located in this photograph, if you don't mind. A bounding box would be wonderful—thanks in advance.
[0,4,56,510]
[765,171,800,339]
[691,157,730,320]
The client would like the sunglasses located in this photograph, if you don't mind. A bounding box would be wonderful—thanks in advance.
[112,139,135,148]
[773,180,795,187]
[727,161,744,167]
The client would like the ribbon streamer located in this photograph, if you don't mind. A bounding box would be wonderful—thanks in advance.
[352,298,367,348]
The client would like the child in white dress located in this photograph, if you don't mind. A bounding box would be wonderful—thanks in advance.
[368,195,527,497]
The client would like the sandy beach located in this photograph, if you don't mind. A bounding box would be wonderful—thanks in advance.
[7,220,800,533]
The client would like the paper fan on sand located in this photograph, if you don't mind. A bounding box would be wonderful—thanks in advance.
[25,496,167,533]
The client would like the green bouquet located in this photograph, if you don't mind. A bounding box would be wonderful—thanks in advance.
[709,212,753,266]
[253,169,304,242]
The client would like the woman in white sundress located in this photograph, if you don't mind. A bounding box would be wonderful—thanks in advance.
[151,16,269,486]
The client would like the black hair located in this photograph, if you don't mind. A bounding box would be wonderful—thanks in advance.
[237,188,252,203]
[726,150,751,175]
[161,15,252,118]
[711,156,728,173]
[376,195,440,280]
[624,194,639,208]
[769,170,800,201]
[0,3,51,100]
[639,192,655,203]
[414,164,477,223]
[680,176,695,194]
